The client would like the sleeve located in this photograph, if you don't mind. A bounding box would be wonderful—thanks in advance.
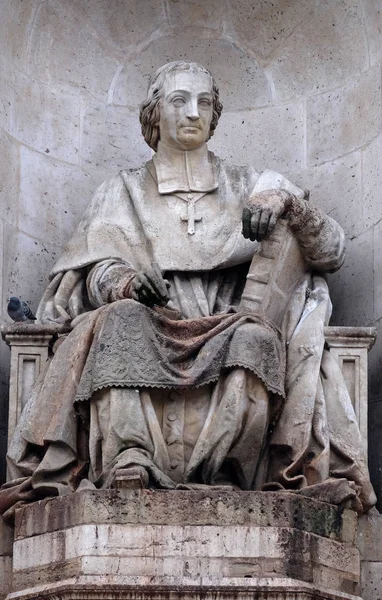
[287,197,346,273]
[86,259,137,308]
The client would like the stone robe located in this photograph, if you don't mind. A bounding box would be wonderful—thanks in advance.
[0,148,376,518]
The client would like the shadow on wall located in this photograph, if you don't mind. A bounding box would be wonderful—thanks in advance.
[0,0,381,497]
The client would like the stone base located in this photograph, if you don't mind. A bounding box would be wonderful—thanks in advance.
[0,519,13,600]
[356,510,382,600]
[9,490,361,600]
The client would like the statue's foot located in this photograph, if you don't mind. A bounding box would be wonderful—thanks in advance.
[114,466,149,490]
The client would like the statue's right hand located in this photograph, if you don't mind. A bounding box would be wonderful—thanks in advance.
[130,263,170,307]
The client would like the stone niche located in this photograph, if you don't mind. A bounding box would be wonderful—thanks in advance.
[1,2,382,600]
[1,0,382,503]
[7,490,361,600]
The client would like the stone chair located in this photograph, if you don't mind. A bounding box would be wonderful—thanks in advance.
[1,322,376,460]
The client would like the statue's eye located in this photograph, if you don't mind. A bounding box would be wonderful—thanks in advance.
[199,99,211,107]
[172,97,186,106]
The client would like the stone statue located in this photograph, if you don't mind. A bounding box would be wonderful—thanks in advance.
[0,61,376,519]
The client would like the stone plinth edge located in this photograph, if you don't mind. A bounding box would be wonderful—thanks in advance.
[14,489,356,543]
[5,578,363,600]
[1,322,70,344]
[10,491,361,600]
[324,326,377,349]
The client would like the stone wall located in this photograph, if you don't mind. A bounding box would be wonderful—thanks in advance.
[0,0,381,501]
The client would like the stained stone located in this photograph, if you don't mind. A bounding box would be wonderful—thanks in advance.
[68,0,166,51]
[167,0,225,31]
[8,492,362,600]
[224,0,312,60]
[209,103,304,171]
[307,66,382,166]
[82,103,151,177]
[362,0,382,66]
[0,129,20,228]
[26,0,120,100]
[0,57,81,164]
[270,0,368,101]
[329,229,374,327]
[3,224,59,314]
[362,133,382,229]
[0,0,36,70]
[19,147,98,247]
[361,561,382,600]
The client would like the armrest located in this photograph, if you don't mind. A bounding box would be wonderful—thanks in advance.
[1,323,70,449]
[324,326,376,457]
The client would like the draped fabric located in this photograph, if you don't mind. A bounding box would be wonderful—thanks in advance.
[0,159,376,519]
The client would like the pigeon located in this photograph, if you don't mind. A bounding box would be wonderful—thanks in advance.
[7,296,36,322]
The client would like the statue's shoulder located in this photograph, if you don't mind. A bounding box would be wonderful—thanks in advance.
[118,164,149,187]
[212,154,260,189]
[90,165,148,206]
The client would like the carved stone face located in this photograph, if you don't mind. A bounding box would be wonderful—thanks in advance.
[158,69,214,151]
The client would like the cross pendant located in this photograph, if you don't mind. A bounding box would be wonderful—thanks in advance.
[180,197,202,235]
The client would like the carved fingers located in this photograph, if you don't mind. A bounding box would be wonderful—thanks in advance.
[131,262,170,307]
[242,189,293,242]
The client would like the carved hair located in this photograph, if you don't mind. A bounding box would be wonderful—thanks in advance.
[139,61,223,151]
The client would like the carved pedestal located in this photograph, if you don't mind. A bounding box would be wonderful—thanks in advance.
[1,323,69,448]
[6,490,361,600]
[324,327,376,457]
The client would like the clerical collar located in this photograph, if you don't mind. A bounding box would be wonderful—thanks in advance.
[153,141,218,195]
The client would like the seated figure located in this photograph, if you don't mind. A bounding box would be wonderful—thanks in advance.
[0,61,376,519]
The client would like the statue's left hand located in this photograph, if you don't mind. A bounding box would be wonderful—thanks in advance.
[242,189,293,242]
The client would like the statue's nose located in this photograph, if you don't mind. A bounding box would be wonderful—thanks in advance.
[186,99,199,120]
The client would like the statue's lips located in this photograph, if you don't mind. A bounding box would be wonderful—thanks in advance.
[180,125,201,132]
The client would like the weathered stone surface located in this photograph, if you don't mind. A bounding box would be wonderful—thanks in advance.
[210,104,304,172]
[0,518,13,599]
[361,560,382,600]
[362,133,382,229]
[10,492,360,598]
[81,104,151,178]
[329,229,374,327]
[68,0,166,51]
[373,219,382,322]
[114,37,271,111]
[307,66,382,165]
[225,0,312,60]
[0,0,36,70]
[0,56,81,164]
[0,341,10,484]
[2,580,365,600]
[0,518,13,556]
[3,224,59,314]
[19,147,98,247]
[289,151,362,239]
[0,130,19,228]
[270,0,368,101]
[362,0,382,66]
[357,511,382,561]
[167,0,225,31]
[26,0,120,99]
[14,490,356,542]
[12,524,360,586]
[0,222,5,315]
[368,394,382,515]
[0,556,12,600]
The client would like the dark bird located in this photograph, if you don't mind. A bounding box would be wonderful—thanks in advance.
[7,297,36,322]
